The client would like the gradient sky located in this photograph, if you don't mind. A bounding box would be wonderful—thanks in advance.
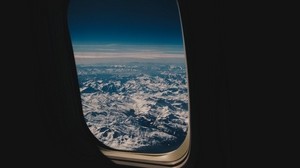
[68,0,183,45]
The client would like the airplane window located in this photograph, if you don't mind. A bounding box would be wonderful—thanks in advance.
[68,0,189,154]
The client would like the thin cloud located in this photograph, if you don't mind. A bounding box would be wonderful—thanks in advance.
[73,44,185,60]
[74,52,184,59]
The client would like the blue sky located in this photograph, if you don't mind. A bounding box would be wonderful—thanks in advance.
[68,0,184,62]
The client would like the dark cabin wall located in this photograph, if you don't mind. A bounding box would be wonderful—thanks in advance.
[178,0,230,167]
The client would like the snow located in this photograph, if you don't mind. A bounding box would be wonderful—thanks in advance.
[77,62,189,152]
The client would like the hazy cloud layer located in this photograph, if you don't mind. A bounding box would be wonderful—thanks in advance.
[73,44,186,64]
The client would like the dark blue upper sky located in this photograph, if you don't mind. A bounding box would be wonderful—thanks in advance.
[68,0,183,45]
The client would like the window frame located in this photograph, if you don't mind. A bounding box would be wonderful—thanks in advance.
[68,0,191,167]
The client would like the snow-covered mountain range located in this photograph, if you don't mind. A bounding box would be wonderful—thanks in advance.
[77,62,189,153]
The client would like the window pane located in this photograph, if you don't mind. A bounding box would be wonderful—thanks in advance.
[68,0,189,153]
